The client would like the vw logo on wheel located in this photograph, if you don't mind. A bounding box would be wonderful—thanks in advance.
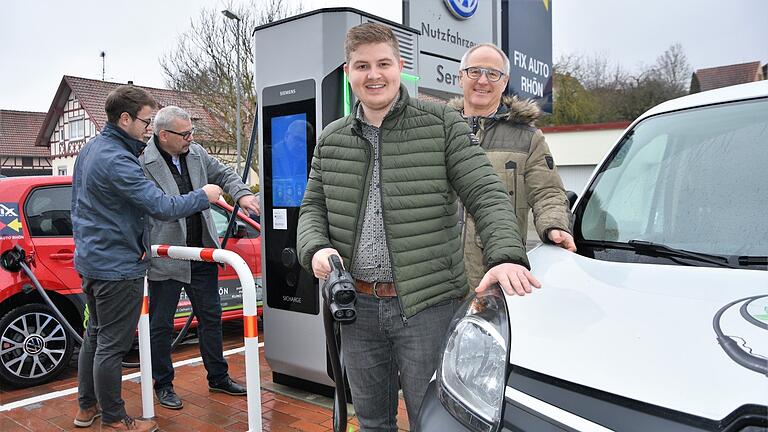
[444,0,479,19]
[24,334,45,355]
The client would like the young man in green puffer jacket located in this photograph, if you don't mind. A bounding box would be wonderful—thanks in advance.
[297,23,540,431]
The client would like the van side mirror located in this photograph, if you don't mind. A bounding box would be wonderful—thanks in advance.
[566,190,578,210]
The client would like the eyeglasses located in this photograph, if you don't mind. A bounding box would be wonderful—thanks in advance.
[164,127,196,140]
[131,114,153,127]
[462,66,505,82]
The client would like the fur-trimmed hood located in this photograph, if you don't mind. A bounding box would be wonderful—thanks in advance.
[447,95,541,126]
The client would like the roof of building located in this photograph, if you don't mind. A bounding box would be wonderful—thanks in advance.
[541,121,631,134]
[35,76,226,147]
[0,110,49,157]
[691,61,764,93]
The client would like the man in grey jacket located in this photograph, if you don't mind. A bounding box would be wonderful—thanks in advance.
[72,87,222,432]
[139,106,260,410]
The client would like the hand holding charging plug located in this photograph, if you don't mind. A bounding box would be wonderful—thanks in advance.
[312,247,340,279]
[322,255,357,323]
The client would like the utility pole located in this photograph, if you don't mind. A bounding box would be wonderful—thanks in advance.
[222,9,243,176]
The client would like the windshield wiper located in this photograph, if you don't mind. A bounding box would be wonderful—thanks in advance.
[627,240,737,269]
[737,256,768,267]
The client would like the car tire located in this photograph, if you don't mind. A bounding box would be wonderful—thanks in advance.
[0,303,75,387]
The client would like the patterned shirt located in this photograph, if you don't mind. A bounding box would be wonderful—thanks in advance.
[349,93,402,282]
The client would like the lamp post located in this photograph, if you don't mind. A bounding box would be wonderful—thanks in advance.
[222,9,243,175]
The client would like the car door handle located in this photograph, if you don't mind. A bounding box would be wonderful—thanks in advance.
[49,252,74,260]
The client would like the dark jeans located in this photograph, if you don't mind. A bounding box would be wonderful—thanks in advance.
[77,277,143,424]
[341,294,460,431]
[149,261,228,390]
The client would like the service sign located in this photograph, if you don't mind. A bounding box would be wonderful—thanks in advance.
[505,0,553,112]
[420,55,462,95]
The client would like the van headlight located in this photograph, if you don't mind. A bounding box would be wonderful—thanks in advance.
[437,284,509,432]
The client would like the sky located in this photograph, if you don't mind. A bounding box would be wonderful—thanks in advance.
[1,0,765,112]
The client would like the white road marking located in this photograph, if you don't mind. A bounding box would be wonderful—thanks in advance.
[0,343,263,412]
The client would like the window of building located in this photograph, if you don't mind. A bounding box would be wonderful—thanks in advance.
[22,157,33,167]
[69,118,85,140]
[58,167,67,175]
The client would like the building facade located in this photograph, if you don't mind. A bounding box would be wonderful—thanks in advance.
[35,76,234,177]
[0,110,51,177]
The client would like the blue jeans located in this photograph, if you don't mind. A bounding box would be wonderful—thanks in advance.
[341,294,460,431]
[148,261,228,389]
[78,277,143,424]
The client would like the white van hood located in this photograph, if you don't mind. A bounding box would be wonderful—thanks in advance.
[508,245,768,421]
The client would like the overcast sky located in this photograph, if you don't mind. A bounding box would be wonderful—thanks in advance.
[1,0,765,112]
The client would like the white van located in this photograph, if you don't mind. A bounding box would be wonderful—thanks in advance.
[417,81,768,431]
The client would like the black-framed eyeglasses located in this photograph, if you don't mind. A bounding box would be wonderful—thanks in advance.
[462,66,505,82]
[164,127,196,140]
[131,114,153,127]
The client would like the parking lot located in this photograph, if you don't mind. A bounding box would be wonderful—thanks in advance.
[0,321,411,431]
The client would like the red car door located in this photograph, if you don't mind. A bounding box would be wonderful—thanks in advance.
[21,185,81,294]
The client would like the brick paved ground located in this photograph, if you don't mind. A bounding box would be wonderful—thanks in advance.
[0,322,410,431]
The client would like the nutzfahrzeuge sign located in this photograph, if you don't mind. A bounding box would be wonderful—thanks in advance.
[404,0,501,99]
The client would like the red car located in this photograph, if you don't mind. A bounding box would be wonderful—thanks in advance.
[0,176,262,387]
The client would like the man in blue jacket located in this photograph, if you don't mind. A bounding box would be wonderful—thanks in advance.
[71,85,222,432]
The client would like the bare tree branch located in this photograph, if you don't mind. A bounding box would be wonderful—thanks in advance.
[546,44,692,125]
[160,0,302,170]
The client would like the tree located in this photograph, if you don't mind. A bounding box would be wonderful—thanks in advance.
[650,43,692,95]
[547,44,692,125]
[161,0,302,170]
[543,72,599,126]
[555,52,628,92]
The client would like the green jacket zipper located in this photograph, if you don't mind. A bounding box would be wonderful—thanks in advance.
[348,127,372,273]
[374,127,408,326]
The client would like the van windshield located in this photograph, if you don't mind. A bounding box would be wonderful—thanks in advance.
[577,98,768,261]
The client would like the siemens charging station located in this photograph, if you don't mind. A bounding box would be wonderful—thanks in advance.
[255,8,419,393]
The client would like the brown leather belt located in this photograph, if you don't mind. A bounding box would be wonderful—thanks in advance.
[355,279,397,298]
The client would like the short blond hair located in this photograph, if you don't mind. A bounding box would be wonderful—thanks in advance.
[345,23,400,62]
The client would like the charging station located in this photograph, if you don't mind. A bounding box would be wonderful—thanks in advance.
[255,8,419,393]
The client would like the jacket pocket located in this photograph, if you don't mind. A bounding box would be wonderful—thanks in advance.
[493,159,517,209]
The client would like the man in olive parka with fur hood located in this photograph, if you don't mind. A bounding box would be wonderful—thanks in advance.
[452,43,576,288]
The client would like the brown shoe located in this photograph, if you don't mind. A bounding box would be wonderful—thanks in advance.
[101,416,158,431]
[73,404,101,427]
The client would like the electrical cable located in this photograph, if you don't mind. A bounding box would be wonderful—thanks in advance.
[4,246,194,369]
[323,301,348,432]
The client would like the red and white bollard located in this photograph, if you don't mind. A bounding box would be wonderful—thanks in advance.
[137,278,154,419]
[141,245,262,431]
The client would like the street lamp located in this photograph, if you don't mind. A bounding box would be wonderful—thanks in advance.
[222,9,243,175]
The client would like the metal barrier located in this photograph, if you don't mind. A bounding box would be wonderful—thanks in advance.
[138,244,262,431]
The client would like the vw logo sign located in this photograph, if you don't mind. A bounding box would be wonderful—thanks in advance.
[444,0,478,20]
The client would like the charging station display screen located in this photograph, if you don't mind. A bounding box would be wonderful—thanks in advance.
[271,113,308,207]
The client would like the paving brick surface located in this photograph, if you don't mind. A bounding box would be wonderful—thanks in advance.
[0,322,411,431]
